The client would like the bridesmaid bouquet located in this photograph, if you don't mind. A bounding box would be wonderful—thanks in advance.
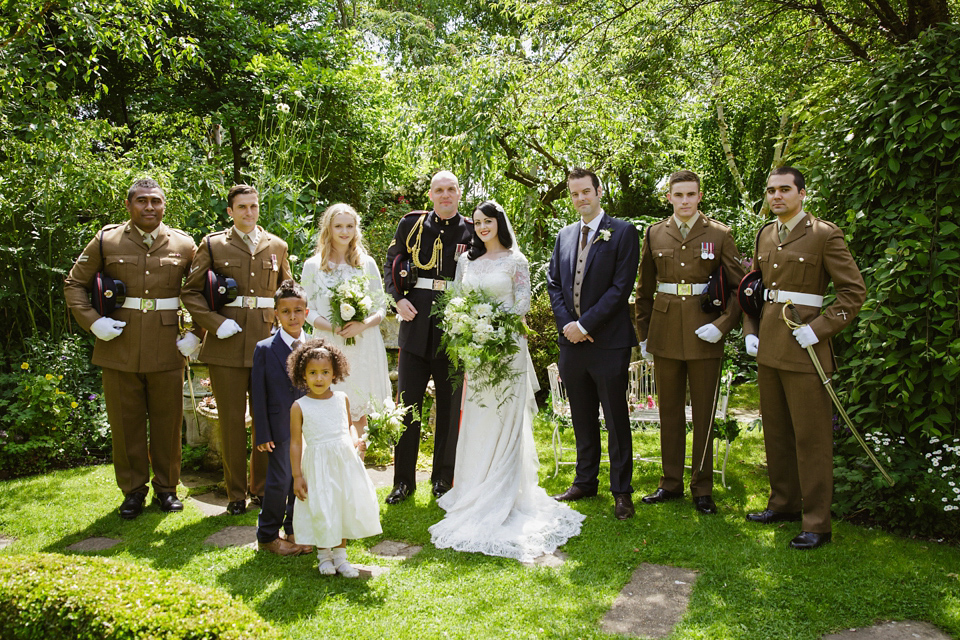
[329,273,375,345]
[434,287,528,394]
[362,398,409,464]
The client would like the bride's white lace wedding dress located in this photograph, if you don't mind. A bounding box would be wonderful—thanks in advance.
[428,250,584,562]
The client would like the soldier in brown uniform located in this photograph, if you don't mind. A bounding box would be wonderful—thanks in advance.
[635,170,745,514]
[181,185,292,515]
[64,178,199,520]
[743,167,865,550]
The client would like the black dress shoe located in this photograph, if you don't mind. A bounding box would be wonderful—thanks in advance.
[641,488,683,504]
[226,499,246,515]
[789,531,832,550]
[153,492,183,513]
[614,493,635,520]
[119,492,146,520]
[385,482,412,505]
[693,495,717,514]
[551,485,597,501]
[745,509,802,524]
[432,480,451,499]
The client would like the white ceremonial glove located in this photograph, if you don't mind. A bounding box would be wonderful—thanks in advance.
[176,332,202,358]
[695,323,723,344]
[216,319,243,340]
[640,340,654,363]
[793,325,819,349]
[745,334,759,357]
[91,317,126,342]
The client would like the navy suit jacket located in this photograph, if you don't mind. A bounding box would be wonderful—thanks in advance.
[547,214,640,349]
[251,332,305,445]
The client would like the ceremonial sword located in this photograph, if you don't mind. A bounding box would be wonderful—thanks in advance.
[781,302,894,486]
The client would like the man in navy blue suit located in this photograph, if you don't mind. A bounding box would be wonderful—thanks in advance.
[547,167,641,520]
[252,280,313,555]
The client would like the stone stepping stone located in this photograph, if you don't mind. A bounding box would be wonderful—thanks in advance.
[822,620,953,639]
[179,470,223,489]
[204,525,258,550]
[189,492,260,517]
[365,467,430,490]
[0,535,16,550]
[370,540,422,559]
[523,550,568,568]
[66,537,122,552]
[601,563,696,639]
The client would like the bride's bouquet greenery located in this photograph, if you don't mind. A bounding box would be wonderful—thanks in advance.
[433,285,529,394]
[328,273,385,345]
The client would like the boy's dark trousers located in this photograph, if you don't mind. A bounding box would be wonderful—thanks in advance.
[256,438,296,543]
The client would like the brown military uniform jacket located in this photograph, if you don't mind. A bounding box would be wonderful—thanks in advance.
[64,221,198,372]
[743,214,865,374]
[636,214,745,360]
[181,226,292,368]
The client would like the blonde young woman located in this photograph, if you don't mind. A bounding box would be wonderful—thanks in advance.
[301,204,392,448]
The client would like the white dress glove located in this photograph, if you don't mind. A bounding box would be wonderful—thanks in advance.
[695,324,723,344]
[176,332,202,357]
[793,325,819,348]
[640,340,654,363]
[91,317,126,341]
[745,334,759,357]
[216,319,243,339]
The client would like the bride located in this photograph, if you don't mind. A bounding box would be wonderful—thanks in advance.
[428,200,585,562]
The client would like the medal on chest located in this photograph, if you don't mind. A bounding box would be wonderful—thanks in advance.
[701,242,715,260]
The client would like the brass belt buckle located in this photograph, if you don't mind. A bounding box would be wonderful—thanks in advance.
[244,297,257,309]
[677,284,692,296]
[140,298,156,311]
[433,280,446,291]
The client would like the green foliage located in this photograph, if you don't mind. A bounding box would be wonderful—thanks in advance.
[0,334,110,479]
[798,24,960,535]
[0,553,280,639]
[180,444,209,473]
[525,288,559,392]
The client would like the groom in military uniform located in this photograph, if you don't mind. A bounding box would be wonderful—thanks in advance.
[383,170,474,504]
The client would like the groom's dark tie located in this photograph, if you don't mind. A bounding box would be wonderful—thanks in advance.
[580,225,589,254]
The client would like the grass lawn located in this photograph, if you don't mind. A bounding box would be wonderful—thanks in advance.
[1,422,958,639]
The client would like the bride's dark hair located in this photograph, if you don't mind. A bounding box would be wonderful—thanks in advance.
[468,200,513,260]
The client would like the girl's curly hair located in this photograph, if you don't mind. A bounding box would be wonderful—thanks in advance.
[286,338,350,389]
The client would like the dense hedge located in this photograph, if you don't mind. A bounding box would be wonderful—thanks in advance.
[0,554,280,640]
[801,24,960,539]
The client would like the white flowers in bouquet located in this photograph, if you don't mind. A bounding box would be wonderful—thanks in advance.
[328,274,387,346]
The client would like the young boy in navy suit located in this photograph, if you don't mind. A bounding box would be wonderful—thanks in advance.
[252,280,313,555]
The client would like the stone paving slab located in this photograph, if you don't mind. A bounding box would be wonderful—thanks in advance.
[204,525,258,550]
[823,621,953,640]
[365,466,430,489]
[0,535,16,550]
[370,540,423,559]
[66,537,122,552]
[179,470,222,489]
[523,550,567,568]
[601,563,697,639]
[189,492,260,517]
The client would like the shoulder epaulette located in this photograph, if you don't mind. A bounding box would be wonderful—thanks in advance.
[403,210,429,219]
[170,228,192,238]
[101,223,123,233]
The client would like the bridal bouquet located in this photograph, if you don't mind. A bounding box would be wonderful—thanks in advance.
[433,286,528,394]
[328,273,379,345]
[362,398,409,464]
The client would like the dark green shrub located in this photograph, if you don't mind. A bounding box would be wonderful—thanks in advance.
[525,288,560,394]
[799,24,960,538]
[0,553,280,639]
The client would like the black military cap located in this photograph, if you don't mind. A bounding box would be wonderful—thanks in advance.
[390,254,418,296]
[91,272,126,316]
[202,269,238,310]
[737,270,765,319]
[700,265,730,314]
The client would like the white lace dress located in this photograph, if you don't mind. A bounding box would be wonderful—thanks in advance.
[429,251,585,562]
[301,254,392,420]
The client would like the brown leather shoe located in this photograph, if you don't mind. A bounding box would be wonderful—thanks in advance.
[614,493,635,520]
[551,485,598,501]
[285,535,314,554]
[258,537,307,556]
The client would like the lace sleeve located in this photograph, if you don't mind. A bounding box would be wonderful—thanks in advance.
[303,257,332,321]
[455,253,468,286]
[363,255,387,319]
[510,252,531,315]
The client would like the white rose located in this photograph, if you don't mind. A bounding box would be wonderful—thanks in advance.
[473,303,493,317]
[340,302,356,321]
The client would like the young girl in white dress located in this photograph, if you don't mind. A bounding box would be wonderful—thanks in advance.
[301,203,392,452]
[289,339,382,577]
[428,201,584,563]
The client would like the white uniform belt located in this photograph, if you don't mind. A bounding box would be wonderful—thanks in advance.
[765,290,824,307]
[121,297,180,311]
[657,283,708,296]
[414,277,450,291]
[224,296,274,309]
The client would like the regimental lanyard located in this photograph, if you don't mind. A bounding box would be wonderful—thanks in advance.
[701,242,715,260]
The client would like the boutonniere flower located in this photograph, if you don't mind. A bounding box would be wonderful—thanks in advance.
[596,229,612,243]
